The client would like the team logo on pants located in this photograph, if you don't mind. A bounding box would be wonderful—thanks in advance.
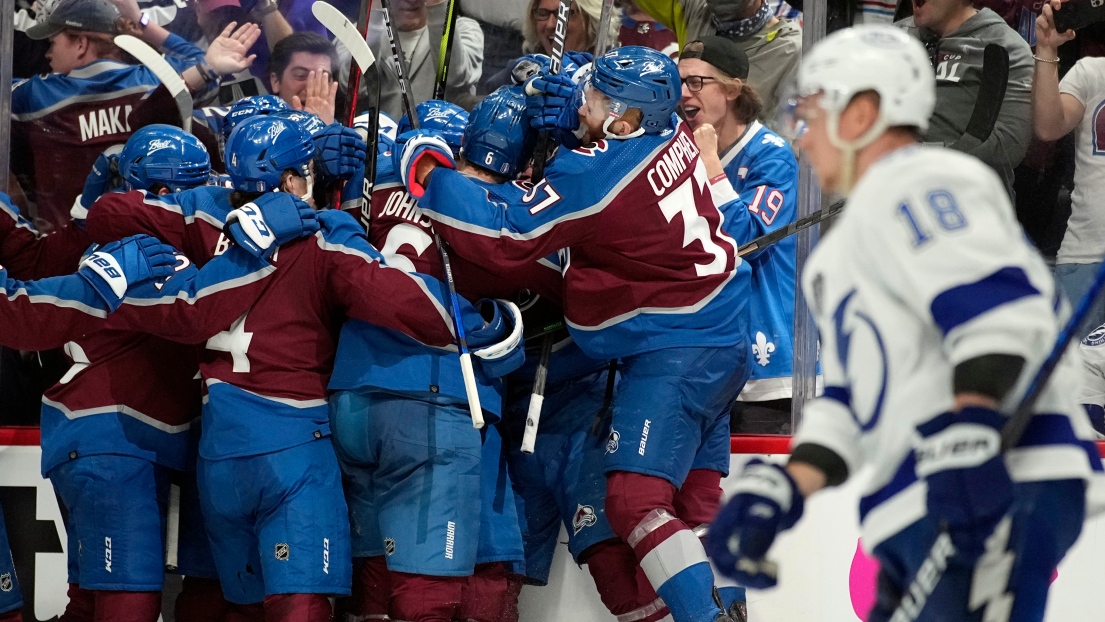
[606,429,620,454]
[384,538,396,556]
[275,543,290,561]
[0,573,10,592]
[573,505,597,535]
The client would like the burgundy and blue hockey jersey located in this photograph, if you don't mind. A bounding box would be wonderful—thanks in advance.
[11,34,205,227]
[708,121,801,401]
[418,116,751,360]
[330,166,539,421]
[40,245,278,475]
[87,186,502,460]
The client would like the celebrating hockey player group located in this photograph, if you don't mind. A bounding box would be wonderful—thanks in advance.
[0,0,1100,617]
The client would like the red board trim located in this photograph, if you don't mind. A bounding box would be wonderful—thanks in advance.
[0,428,1100,457]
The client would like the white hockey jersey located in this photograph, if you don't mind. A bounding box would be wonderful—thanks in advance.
[793,145,1104,552]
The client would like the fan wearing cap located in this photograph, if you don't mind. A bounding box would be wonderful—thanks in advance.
[707,25,1098,621]
[11,0,259,230]
[680,37,801,441]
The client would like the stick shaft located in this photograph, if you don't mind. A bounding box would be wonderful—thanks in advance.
[433,0,461,101]
[379,0,419,126]
[530,0,572,182]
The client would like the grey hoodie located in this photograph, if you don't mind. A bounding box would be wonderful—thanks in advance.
[898,9,1033,199]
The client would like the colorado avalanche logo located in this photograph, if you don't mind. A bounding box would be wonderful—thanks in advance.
[0,573,11,592]
[605,429,620,454]
[574,140,609,157]
[1085,324,1105,347]
[573,504,597,535]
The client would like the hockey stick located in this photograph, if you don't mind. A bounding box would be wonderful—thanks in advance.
[529,0,572,182]
[313,1,380,224]
[433,0,461,101]
[947,44,1009,153]
[519,0,571,452]
[114,35,192,133]
[593,0,618,57]
[313,1,376,128]
[164,483,180,571]
[737,199,844,257]
[377,0,484,428]
[889,260,1105,621]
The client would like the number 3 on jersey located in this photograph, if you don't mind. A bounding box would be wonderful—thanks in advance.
[897,190,968,247]
[658,177,729,276]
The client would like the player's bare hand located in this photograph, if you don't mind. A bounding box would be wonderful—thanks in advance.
[204,22,261,76]
[299,70,338,125]
[1036,1,1076,56]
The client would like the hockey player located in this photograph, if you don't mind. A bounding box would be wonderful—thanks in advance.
[1078,323,1105,437]
[706,25,1101,622]
[328,92,528,622]
[394,46,752,622]
[0,230,175,622]
[91,113,516,622]
[679,36,800,436]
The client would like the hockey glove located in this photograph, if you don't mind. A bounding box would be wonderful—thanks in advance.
[525,73,585,149]
[225,192,319,258]
[78,234,178,312]
[706,459,804,588]
[915,406,1014,562]
[469,299,525,377]
[565,51,594,70]
[313,123,368,181]
[78,150,122,212]
[394,130,456,199]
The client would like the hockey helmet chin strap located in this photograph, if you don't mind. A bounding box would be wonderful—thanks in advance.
[824,107,887,196]
[601,99,646,141]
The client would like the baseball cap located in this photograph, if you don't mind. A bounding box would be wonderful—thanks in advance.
[197,0,241,13]
[681,35,750,81]
[26,0,122,40]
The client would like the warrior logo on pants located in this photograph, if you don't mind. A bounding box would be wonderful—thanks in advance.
[573,504,597,535]
[0,573,11,592]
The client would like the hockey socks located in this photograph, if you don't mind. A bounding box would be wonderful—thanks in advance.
[352,556,392,620]
[93,591,161,622]
[389,572,464,622]
[583,539,671,622]
[607,472,724,622]
[174,577,230,622]
[263,594,333,622]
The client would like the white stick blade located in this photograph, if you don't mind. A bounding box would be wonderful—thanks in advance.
[312,1,377,75]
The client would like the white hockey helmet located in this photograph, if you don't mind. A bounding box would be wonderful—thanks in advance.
[797,25,935,134]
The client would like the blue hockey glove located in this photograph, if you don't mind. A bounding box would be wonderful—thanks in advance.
[313,123,368,181]
[78,234,178,311]
[706,459,804,588]
[524,73,580,131]
[225,192,320,258]
[915,406,1014,562]
[469,300,525,377]
[394,129,456,199]
[510,54,583,86]
[565,51,594,70]
[79,150,121,210]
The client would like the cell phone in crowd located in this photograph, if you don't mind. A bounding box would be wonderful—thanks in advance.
[1054,0,1105,33]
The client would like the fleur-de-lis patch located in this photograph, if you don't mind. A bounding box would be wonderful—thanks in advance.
[753,331,775,367]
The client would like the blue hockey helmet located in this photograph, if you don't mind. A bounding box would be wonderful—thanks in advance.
[119,124,211,193]
[224,115,316,193]
[589,46,680,135]
[462,86,535,179]
[223,95,290,139]
[398,100,469,156]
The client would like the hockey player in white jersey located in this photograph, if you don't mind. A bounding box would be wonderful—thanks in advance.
[705,25,1102,622]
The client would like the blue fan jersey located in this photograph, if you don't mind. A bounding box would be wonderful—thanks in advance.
[710,121,800,401]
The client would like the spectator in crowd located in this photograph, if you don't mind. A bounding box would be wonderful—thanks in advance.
[1033,0,1105,333]
[897,0,1033,200]
[521,0,619,55]
[634,0,802,128]
[619,0,678,58]
[462,0,528,94]
[362,0,484,117]
[268,32,340,123]
[680,36,800,434]
[11,0,258,229]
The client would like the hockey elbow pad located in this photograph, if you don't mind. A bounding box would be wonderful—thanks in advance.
[470,299,525,377]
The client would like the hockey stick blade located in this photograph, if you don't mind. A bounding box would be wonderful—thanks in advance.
[313,1,377,77]
[115,35,192,133]
[948,44,1008,153]
[738,199,844,257]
